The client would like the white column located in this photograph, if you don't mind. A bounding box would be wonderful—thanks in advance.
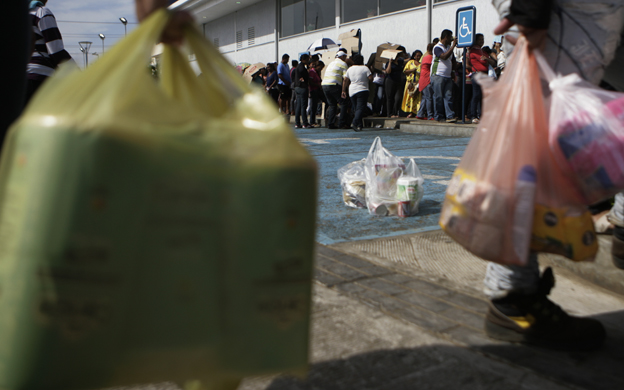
[335,0,340,34]
[427,0,433,44]
[275,0,280,62]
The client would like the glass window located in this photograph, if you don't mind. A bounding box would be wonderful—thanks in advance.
[342,0,377,23]
[281,0,305,37]
[380,0,426,15]
[306,0,335,31]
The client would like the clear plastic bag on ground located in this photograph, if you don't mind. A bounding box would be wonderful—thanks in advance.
[364,137,424,217]
[338,159,367,208]
[396,159,425,217]
[0,10,316,390]
[440,37,596,266]
[537,53,624,204]
[365,137,405,216]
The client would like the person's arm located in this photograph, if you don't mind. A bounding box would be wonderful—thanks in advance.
[342,77,351,99]
[493,0,553,50]
[404,61,418,75]
[483,54,497,67]
[385,59,392,75]
[39,10,72,66]
[440,39,458,60]
[278,66,287,83]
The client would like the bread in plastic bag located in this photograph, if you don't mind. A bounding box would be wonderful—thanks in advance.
[0,11,316,390]
[537,52,624,204]
[440,37,596,266]
[337,159,367,208]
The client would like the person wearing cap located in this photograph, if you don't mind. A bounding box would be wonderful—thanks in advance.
[322,51,349,129]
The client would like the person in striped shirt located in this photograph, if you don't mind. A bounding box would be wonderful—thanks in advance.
[321,51,349,129]
[26,0,73,103]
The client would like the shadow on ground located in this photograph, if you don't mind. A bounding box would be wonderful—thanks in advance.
[262,311,624,390]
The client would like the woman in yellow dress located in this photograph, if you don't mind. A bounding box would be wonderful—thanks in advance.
[401,50,423,118]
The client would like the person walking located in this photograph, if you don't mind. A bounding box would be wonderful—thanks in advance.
[416,43,435,120]
[401,50,422,118]
[293,54,311,129]
[431,29,458,123]
[27,0,73,104]
[322,52,349,129]
[277,54,292,115]
[342,55,372,132]
[309,60,325,127]
[482,0,624,351]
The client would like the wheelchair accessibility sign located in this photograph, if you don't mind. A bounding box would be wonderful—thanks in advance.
[456,6,476,48]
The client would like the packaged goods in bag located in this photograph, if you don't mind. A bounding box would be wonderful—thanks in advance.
[542,60,624,204]
[440,38,596,266]
[364,138,424,217]
[396,159,425,217]
[364,137,405,216]
[0,10,316,390]
[337,159,367,208]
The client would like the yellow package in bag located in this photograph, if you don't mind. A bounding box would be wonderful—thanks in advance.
[0,10,316,390]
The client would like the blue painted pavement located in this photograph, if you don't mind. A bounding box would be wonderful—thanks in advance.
[293,127,471,245]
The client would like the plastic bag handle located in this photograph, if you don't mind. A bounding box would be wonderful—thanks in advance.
[534,49,557,84]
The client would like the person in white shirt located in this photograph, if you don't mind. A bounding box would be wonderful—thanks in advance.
[430,29,458,123]
[342,55,373,132]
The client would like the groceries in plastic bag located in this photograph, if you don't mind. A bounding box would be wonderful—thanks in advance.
[396,159,425,217]
[538,53,624,204]
[440,37,596,266]
[0,10,316,390]
[364,137,424,217]
[338,159,367,208]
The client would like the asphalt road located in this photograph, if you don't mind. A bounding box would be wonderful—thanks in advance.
[294,127,471,245]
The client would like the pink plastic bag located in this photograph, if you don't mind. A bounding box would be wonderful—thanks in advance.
[440,38,596,266]
[537,52,624,204]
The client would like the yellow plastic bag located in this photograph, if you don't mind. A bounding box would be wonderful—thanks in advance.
[0,10,316,390]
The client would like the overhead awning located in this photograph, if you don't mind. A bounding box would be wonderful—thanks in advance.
[170,0,267,23]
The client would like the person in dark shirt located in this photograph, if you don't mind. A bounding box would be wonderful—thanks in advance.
[293,54,311,128]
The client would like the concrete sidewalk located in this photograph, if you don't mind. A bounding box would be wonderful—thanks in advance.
[239,236,624,390]
[239,122,624,390]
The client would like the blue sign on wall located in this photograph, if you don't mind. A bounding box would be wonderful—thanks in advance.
[456,6,476,48]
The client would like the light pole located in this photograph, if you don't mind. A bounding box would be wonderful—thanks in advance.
[91,52,99,61]
[119,17,128,36]
[78,41,92,67]
[98,33,105,53]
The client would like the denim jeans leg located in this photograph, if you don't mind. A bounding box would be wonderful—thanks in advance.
[442,77,455,119]
[431,75,445,121]
[471,79,482,119]
[323,85,337,127]
[351,91,368,127]
[425,84,434,118]
[295,87,309,126]
[310,91,319,125]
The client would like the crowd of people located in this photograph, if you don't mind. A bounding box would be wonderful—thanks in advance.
[244,29,506,131]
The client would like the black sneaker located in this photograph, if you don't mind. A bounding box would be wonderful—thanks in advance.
[612,226,624,269]
[485,267,606,351]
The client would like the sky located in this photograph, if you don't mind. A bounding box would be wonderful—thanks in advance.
[49,0,140,67]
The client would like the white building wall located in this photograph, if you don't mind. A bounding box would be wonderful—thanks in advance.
[200,0,501,66]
